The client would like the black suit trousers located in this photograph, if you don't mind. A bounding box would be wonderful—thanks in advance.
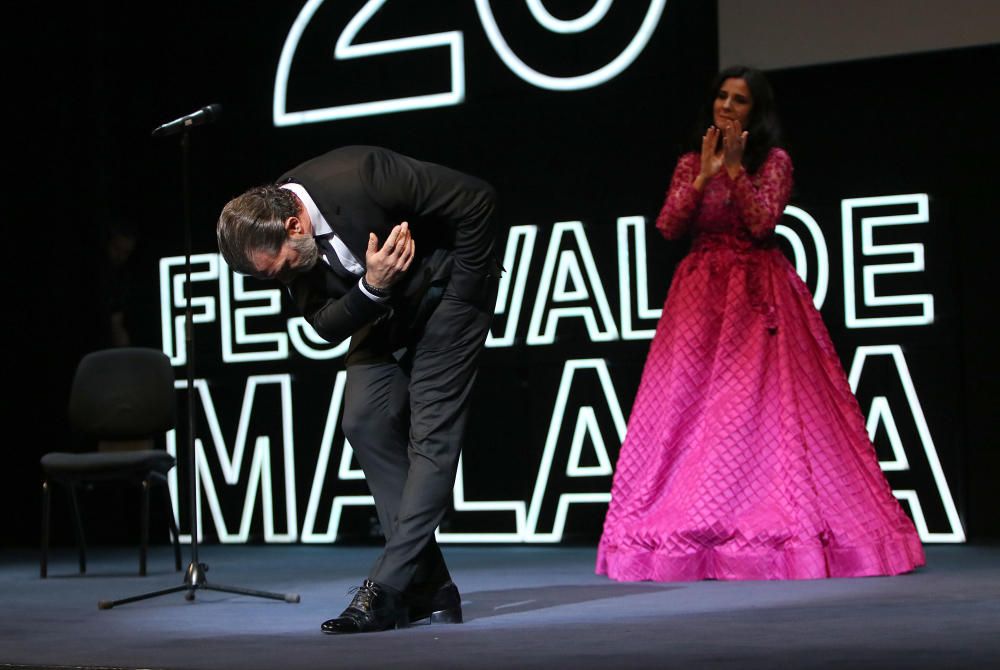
[340,281,496,593]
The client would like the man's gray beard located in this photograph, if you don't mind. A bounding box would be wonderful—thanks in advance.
[287,235,320,274]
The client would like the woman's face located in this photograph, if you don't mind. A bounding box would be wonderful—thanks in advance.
[713,77,753,130]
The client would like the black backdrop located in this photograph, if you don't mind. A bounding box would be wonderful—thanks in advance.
[6,1,997,548]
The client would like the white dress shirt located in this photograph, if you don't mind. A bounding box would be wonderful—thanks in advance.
[280,182,386,302]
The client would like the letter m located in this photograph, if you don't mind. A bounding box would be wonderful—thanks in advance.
[167,375,298,543]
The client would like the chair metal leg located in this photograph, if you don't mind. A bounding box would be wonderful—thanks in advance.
[40,481,50,579]
[163,482,182,571]
[139,478,150,576]
[68,484,87,575]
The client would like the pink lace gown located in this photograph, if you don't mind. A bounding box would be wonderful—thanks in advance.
[596,149,925,581]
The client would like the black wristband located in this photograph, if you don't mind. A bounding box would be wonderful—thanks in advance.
[361,275,390,298]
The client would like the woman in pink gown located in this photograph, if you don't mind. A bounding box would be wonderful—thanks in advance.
[596,66,925,582]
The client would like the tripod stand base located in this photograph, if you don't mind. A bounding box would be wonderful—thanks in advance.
[98,561,300,609]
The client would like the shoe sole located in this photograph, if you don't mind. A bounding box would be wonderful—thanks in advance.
[321,614,410,634]
[413,607,462,624]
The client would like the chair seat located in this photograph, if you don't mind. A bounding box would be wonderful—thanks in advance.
[41,451,176,478]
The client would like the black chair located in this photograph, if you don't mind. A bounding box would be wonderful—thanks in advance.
[40,347,182,578]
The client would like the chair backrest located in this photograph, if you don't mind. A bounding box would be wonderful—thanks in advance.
[68,348,176,445]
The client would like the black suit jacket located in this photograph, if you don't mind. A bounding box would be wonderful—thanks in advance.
[280,145,498,351]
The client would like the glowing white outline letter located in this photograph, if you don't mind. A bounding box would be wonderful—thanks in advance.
[617,216,661,340]
[842,194,933,328]
[159,253,221,367]
[525,0,614,33]
[167,376,298,544]
[525,359,626,542]
[847,345,964,542]
[273,0,465,126]
[527,221,619,345]
[776,205,829,309]
[474,0,667,91]
[487,225,538,348]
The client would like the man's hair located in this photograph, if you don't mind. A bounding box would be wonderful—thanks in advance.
[216,184,300,276]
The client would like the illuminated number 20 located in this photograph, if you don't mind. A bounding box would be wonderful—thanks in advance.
[274,0,668,126]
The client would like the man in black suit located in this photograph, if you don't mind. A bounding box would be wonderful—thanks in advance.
[216,146,500,634]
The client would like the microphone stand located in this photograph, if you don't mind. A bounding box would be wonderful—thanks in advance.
[98,122,299,609]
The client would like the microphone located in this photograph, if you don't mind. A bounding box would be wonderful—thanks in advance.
[151,104,222,138]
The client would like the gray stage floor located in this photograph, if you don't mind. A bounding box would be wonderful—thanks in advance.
[1,544,998,669]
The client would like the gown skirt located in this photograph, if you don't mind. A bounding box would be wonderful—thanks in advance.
[596,234,926,581]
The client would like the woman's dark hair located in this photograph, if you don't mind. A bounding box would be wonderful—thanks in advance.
[690,65,784,174]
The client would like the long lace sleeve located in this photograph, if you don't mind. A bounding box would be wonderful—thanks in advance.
[727,148,793,239]
[655,153,702,240]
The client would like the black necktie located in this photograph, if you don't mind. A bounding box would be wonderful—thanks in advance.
[315,235,353,278]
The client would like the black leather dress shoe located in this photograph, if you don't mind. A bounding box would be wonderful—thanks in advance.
[406,580,463,624]
[321,580,409,634]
